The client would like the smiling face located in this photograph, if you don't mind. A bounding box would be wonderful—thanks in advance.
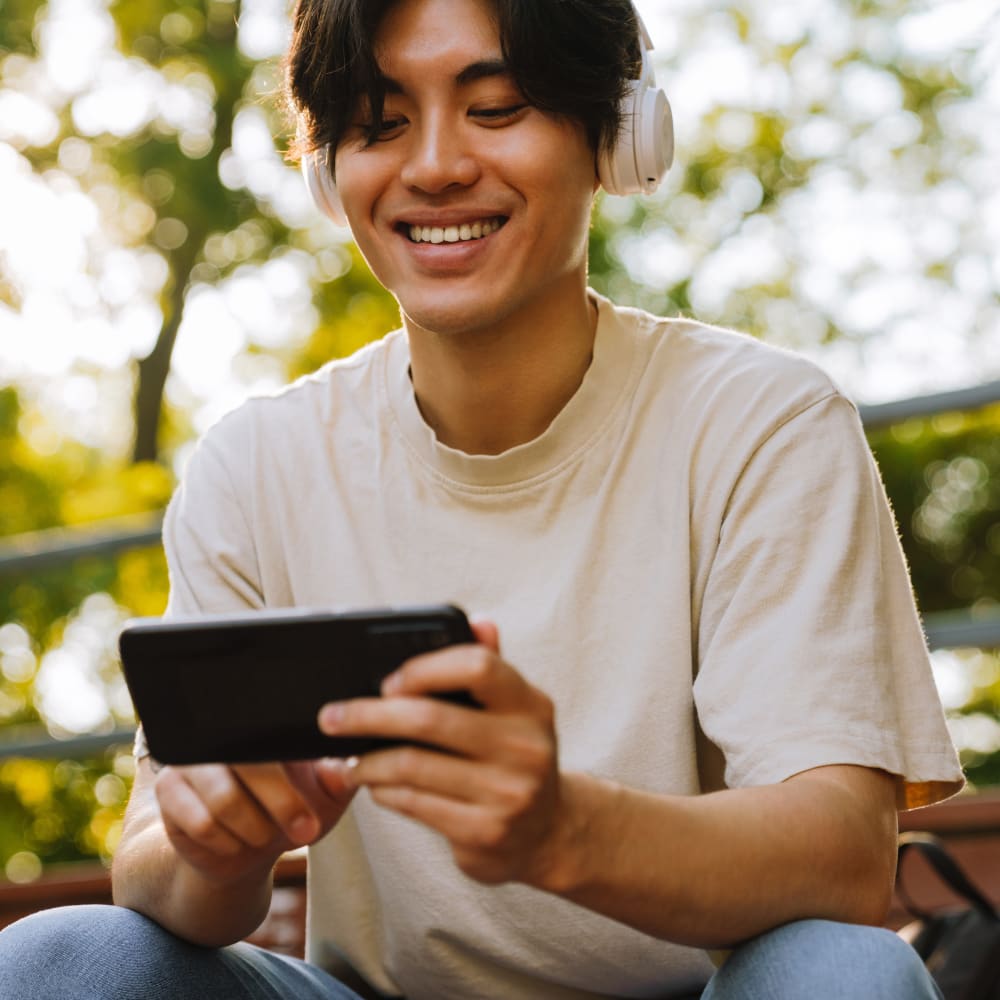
[333,0,599,339]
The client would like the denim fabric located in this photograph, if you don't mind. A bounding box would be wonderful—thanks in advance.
[700,919,943,1000]
[0,904,362,1000]
[0,905,940,999]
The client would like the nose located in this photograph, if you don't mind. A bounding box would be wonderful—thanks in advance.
[399,115,480,194]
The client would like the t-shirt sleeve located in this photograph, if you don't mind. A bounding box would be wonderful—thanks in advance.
[162,427,265,618]
[692,391,964,809]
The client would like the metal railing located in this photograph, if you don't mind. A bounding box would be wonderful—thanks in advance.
[857,378,1000,432]
[1,378,999,763]
[0,512,163,576]
[0,729,136,760]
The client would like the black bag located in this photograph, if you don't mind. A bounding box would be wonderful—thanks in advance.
[897,832,1000,1000]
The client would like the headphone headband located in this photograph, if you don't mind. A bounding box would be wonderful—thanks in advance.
[301,1,673,224]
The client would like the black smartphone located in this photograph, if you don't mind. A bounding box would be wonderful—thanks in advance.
[118,604,476,765]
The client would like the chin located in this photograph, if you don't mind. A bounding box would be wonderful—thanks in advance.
[398,292,512,339]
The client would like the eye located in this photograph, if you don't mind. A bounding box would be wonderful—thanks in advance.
[377,116,406,134]
[354,116,407,146]
[372,116,407,143]
[470,104,528,125]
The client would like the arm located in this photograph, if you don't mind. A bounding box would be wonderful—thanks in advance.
[111,418,345,944]
[538,762,897,947]
[320,624,898,949]
[112,756,355,947]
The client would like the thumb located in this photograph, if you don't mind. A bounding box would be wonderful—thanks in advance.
[312,758,360,805]
[471,619,500,653]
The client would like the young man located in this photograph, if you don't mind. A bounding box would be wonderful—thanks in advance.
[0,1,963,998]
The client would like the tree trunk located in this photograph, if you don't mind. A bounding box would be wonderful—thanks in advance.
[132,287,185,464]
[130,4,242,465]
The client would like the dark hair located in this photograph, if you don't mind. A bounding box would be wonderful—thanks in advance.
[283,0,642,160]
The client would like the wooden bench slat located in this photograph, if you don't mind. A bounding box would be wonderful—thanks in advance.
[4,796,999,954]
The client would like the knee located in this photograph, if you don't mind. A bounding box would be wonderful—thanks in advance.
[852,926,939,995]
[1,903,148,953]
[0,904,173,999]
[707,920,937,1000]
[3,903,112,949]
[798,922,936,996]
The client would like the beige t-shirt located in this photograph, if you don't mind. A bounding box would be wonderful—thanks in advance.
[160,293,963,999]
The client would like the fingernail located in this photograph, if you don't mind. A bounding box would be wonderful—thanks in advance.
[382,672,401,695]
[291,814,318,843]
[319,704,344,732]
[343,756,360,789]
[319,757,351,783]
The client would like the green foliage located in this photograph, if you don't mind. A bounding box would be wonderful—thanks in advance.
[0,754,133,876]
[869,407,1000,614]
[0,384,169,878]
[0,388,61,536]
[283,244,401,382]
[0,0,41,55]
[930,648,1000,787]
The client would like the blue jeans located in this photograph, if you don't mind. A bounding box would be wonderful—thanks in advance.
[0,905,942,999]
[699,919,943,1000]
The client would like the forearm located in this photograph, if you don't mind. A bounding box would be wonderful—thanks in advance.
[534,765,898,949]
[112,755,353,947]
[111,772,279,947]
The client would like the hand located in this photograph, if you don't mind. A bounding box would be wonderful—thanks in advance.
[153,757,356,884]
[317,621,567,886]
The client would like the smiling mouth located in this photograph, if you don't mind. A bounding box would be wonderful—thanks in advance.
[404,217,507,244]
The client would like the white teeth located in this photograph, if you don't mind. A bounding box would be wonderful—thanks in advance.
[408,218,502,243]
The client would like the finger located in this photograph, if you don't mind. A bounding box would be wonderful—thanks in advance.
[177,764,285,849]
[365,785,514,882]
[351,747,553,832]
[305,758,359,809]
[470,619,500,653]
[229,763,322,845]
[156,767,251,856]
[320,694,552,766]
[381,643,550,718]
[319,692,532,761]
[283,758,350,805]
[319,694,484,758]
[347,747,508,802]
[369,783,481,838]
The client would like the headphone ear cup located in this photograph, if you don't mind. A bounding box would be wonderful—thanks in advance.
[598,79,674,197]
[635,86,674,192]
[302,145,348,226]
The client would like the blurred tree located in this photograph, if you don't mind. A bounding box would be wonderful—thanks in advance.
[0,384,168,875]
[869,407,1000,615]
[112,0,258,463]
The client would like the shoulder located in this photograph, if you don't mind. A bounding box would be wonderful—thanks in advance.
[601,296,851,443]
[195,330,402,457]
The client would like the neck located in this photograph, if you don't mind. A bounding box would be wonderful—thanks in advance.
[405,279,598,455]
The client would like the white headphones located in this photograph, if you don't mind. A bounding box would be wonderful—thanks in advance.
[301,4,674,226]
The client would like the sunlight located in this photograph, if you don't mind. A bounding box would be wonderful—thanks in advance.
[0,0,997,443]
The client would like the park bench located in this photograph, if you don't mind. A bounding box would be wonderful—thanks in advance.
[2,792,999,959]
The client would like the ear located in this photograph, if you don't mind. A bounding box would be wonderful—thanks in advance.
[301,144,349,226]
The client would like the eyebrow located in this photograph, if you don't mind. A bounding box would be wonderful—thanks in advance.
[381,59,512,94]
